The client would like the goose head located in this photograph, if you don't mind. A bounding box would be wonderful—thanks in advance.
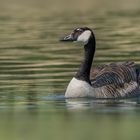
[60,27,93,45]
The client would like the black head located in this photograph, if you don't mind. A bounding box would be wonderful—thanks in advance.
[60,27,93,44]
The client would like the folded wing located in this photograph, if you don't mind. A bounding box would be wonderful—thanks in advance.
[90,61,139,98]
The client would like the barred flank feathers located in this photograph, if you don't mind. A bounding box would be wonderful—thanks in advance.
[90,61,139,98]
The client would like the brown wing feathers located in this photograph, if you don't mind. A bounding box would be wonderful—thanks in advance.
[90,61,139,98]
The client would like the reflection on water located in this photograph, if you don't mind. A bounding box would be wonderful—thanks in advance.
[0,0,140,140]
[1,96,140,140]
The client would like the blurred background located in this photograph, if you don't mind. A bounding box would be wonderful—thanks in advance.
[0,0,140,140]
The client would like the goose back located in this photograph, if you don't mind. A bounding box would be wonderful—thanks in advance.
[90,61,140,98]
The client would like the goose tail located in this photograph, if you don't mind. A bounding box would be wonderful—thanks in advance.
[136,68,140,85]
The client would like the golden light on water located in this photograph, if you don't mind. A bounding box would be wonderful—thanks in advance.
[0,0,140,140]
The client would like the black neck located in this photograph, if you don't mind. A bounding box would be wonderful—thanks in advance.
[75,34,96,84]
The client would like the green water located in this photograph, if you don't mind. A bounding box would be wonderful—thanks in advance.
[0,0,140,140]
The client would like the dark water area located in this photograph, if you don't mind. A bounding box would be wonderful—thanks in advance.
[0,0,140,140]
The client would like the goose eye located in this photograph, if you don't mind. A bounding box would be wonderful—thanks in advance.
[74,30,83,36]
[76,29,83,33]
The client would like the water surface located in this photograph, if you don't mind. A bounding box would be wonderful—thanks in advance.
[0,0,140,140]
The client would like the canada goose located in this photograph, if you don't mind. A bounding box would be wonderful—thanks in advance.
[60,27,140,98]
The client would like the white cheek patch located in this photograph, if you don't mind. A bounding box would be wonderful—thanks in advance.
[77,30,91,44]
